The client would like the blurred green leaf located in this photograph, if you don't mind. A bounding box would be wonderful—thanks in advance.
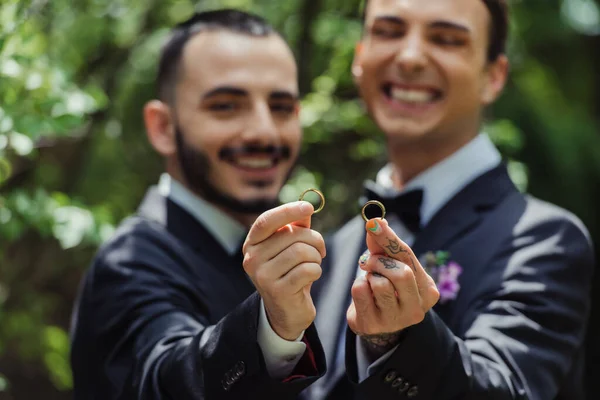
[0,373,9,392]
[43,326,73,391]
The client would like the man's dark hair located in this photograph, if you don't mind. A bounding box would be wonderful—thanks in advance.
[156,9,277,102]
[361,0,509,62]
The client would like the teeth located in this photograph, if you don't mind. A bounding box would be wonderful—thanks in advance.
[235,158,274,169]
[390,87,435,103]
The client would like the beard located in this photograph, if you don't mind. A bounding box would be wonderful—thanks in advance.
[175,126,295,215]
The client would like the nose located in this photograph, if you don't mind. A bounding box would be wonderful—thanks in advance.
[242,102,279,144]
[394,31,427,76]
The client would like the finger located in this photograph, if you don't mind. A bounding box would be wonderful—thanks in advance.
[349,276,378,334]
[251,226,326,262]
[351,276,378,315]
[365,218,430,286]
[369,256,440,312]
[367,257,424,312]
[291,214,312,229]
[268,242,323,279]
[358,249,370,271]
[423,282,441,310]
[365,218,413,262]
[393,269,427,326]
[278,262,322,293]
[365,255,419,294]
[366,273,398,311]
[244,201,314,249]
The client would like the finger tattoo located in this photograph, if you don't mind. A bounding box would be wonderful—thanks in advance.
[384,238,407,256]
[378,257,399,270]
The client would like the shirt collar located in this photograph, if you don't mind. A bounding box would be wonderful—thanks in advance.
[375,133,502,225]
[157,174,247,256]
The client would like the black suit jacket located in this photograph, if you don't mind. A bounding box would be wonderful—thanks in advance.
[70,188,326,399]
[311,164,594,400]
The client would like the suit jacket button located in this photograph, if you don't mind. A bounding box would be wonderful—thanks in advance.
[222,379,231,391]
[234,361,246,376]
[383,370,397,383]
[407,386,419,397]
[222,370,237,391]
[397,381,410,393]
[391,377,405,388]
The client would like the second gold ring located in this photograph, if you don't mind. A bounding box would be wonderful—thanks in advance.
[361,200,386,222]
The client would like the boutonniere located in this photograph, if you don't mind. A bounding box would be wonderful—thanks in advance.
[422,251,462,304]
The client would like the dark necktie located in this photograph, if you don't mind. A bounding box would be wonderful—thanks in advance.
[363,185,424,234]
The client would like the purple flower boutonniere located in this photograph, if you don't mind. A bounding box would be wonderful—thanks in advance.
[422,251,463,304]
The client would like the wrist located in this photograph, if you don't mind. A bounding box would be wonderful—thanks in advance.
[274,327,304,341]
[264,306,303,341]
[360,330,403,360]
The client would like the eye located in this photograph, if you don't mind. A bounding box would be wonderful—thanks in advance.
[371,24,403,39]
[208,102,238,112]
[432,33,466,46]
[271,103,295,114]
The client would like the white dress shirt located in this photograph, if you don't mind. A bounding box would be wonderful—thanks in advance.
[157,174,306,379]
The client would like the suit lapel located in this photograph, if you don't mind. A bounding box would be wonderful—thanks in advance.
[137,186,234,259]
[412,164,517,259]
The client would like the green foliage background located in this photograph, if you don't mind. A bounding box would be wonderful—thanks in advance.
[0,0,599,398]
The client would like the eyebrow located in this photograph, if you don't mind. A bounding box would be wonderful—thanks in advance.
[373,16,471,33]
[201,86,299,101]
[202,86,247,100]
[429,21,471,33]
[270,91,299,101]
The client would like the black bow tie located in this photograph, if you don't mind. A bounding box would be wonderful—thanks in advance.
[363,185,424,234]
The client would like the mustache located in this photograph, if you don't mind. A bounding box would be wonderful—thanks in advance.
[218,145,291,161]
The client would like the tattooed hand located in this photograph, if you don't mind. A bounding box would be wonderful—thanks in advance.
[347,218,439,359]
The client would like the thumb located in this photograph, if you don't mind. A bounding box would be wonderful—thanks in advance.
[290,201,313,229]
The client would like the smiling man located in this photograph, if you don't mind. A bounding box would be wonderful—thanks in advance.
[69,10,326,399]
[308,0,595,399]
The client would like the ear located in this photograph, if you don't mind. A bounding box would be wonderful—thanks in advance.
[143,100,177,157]
[352,42,364,85]
[481,54,509,105]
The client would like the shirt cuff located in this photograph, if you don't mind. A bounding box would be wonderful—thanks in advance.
[356,335,398,382]
[257,298,306,379]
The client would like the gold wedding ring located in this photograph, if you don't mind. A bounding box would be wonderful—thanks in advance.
[298,188,325,214]
[362,200,386,222]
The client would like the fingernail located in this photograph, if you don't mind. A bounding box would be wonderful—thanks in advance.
[299,201,310,213]
[366,219,382,235]
[359,251,370,265]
